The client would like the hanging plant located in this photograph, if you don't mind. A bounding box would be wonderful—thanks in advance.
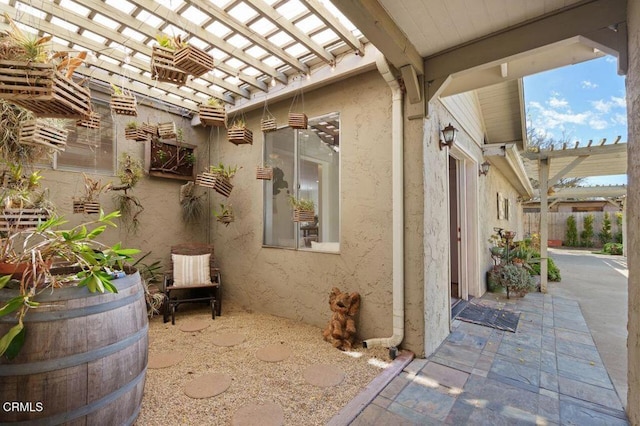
[196,163,237,197]
[76,111,100,129]
[109,153,144,232]
[0,14,92,119]
[213,203,234,226]
[289,195,315,222]
[124,121,148,142]
[261,96,277,132]
[0,100,51,166]
[256,165,273,180]
[199,98,226,127]
[179,181,204,224]
[157,121,177,139]
[150,34,188,85]
[19,119,68,152]
[288,86,307,129]
[173,35,214,78]
[110,84,137,116]
[73,173,107,215]
[227,118,253,145]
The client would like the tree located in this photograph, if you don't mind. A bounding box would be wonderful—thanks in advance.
[525,121,586,189]
[615,212,623,243]
[565,215,579,247]
[599,212,612,245]
[580,214,595,247]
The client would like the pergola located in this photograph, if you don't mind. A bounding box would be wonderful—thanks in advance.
[522,138,628,291]
[0,0,368,113]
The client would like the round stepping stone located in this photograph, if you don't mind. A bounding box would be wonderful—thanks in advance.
[178,319,211,332]
[232,401,284,426]
[256,343,291,362]
[147,351,185,369]
[303,364,345,387]
[183,373,232,399]
[212,332,245,347]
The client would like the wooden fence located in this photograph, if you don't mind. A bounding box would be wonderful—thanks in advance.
[523,211,623,246]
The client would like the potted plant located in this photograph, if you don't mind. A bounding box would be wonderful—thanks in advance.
[110,84,137,116]
[498,263,536,298]
[199,97,226,127]
[227,118,253,145]
[213,203,234,226]
[196,163,237,197]
[288,195,315,222]
[0,15,91,119]
[151,34,188,85]
[76,110,101,129]
[124,121,148,142]
[19,118,68,152]
[73,173,107,215]
[158,121,177,139]
[0,165,52,232]
[0,211,147,424]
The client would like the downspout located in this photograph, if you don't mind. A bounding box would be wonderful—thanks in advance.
[363,54,404,354]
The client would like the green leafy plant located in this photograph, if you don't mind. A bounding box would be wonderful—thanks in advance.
[615,212,623,243]
[209,163,238,179]
[528,253,561,282]
[288,195,315,212]
[229,118,246,130]
[598,212,612,245]
[206,97,223,107]
[125,121,139,130]
[0,210,139,357]
[155,33,175,50]
[498,263,536,298]
[213,203,234,226]
[580,214,594,247]
[602,242,624,255]
[110,153,144,232]
[565,215,579,247]
[132,252,165,317]
[0,13,51,62]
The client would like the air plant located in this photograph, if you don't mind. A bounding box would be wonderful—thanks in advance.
[288,195,315,212]
[0,13,51,62]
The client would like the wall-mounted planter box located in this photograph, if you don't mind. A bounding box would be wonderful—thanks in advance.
[0,208,50,231]
[256,166,273,180]
[151,46,188,85]
[196,173,233,197]
[216,214,234,226]
[293,208,315,223]
[110,94,137,116]
[288,113,308,129]
[227,128,253,145]
[19,120,68,151]
[0,60,91,119]
[174,45,214,77]
[199,105,226,127]
[145,139,196,181]
[76,111,101,129]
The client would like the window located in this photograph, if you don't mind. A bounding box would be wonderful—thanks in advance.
[263,112,340,251]
[55,101,114,174]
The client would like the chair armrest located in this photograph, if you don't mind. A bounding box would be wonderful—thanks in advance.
[163,273,174,292]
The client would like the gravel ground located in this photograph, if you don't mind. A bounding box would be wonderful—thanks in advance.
[137,302,391,425]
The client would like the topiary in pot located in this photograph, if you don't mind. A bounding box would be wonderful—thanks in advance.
[498,263,536,298]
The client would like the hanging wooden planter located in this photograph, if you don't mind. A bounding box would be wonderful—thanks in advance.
[195,172,233,197]
[151,46,188,85]
[174,45,214,77]
[0,60,92,119]
[110,94,137,116]
[125,128,149,142]
[199,105,226,127]
[76,111,101,129]
[72,200,85,214]
[216,214,234,225]
[261,117,277,133]
[288,113,308,129]
[19,120,68,151]
[293,208,315,223]
[83,201,101,215]
[227,128,253,145]
[256,166,273,180]
[0,208,50,231]
[140,122,158,136]
[158,121,177,139]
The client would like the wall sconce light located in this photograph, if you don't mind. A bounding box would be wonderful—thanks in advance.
[439,123,457,150]
[479,161,491,176]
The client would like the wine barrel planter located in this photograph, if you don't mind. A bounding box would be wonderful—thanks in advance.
[0,270,148,425]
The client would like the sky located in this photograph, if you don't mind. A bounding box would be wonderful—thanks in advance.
[523,55,627,186]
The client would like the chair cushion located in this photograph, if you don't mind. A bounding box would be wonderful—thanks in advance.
[172,253,211,286]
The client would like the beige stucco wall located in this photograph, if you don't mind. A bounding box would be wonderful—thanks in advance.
[206,70,425,354]
[626,0,639,421]
[39,98,210,267]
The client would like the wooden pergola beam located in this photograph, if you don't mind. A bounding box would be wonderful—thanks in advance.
[299,0,364,56]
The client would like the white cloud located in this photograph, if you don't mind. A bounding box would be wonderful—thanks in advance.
[592,99,611,113]
[589,118,608,130]
[611,96,626,108]
[548,96,569,109]
[581,80,598,89]
[612,113,627,125]
[605,55,617,63]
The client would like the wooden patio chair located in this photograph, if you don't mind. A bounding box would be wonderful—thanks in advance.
[162,243,222,325]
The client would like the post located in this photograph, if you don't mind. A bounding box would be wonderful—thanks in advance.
[539,158,549,293]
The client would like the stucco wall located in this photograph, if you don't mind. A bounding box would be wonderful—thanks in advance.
[206,71,425,354]
[39,98,210,268]
[626,0,639,421]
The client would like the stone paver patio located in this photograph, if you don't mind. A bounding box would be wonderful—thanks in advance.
[346,293,629,425]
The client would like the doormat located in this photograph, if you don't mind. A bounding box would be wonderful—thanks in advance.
[456,303,520,332]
